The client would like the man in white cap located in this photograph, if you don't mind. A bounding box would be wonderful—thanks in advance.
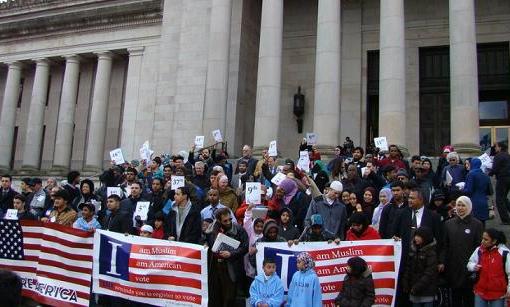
[304,181,348,239]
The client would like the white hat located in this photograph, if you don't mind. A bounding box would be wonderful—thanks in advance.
[329,181,343,193]
[140,225,153,233]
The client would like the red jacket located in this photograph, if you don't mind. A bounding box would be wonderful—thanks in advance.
[152,227,165,240]
[468,245,510,300]
[378,157,407,171]
[346,226,381,241]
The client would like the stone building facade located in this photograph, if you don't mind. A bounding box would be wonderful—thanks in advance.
[0,0,509,175]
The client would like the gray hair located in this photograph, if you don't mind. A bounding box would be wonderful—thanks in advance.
[446,151,459,161]
[213,165,224,173]
[194,161,205,168]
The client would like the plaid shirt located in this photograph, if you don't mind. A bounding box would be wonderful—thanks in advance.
[49,207,77,227]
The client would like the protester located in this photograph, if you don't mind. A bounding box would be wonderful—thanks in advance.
[217,174,239,211]
[73,202,101,231]
[249,258,284,307]
[379,181,407,239]
[206,208,249,307]
[489,141,510,225]
[278,207,300,241]
[346,212,381,241]
[463,158,492,225]
[244,204,265,278]
[63,170,81,205]
[335,256,375,307]
[467,228,510,307]
[287,252,322,307]
[101,194,132,234]
[0,174,18,215]
[300,214,337,242]
[139,224,153,238]
[26,178,51,218]
[167,186,201,243]
[10,194,36,220]
[72,179,98,212]
[441,196,483,307]
[201,188,236,222]
[151,212,166,239]
[427,190,452,222]
[361,187,377,220]
[371,188,392,230]
[305,181,347,239]
[41,189,77,227]
[402,227,439,307]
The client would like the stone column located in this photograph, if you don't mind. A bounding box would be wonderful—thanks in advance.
[120,47,144,162]
[203,0,232,140]
[378,0,407,153]
[0,62,22,170]
[253,0,283,149]
[314,0,341,155]
[449,0,480,154]
[84,52,113,171]
[52,55,80,170]
[21,59,50,170]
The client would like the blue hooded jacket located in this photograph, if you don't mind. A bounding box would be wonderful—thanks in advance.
[249,272,284,307]
[463,158,491,221]
[286,269,322,307]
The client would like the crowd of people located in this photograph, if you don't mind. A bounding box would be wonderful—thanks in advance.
[1,138,510,307]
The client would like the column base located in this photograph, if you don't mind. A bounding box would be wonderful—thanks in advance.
[47,165,69,176]
[17,166,39,176]
[82,165,103,176]
[452,143,481,157]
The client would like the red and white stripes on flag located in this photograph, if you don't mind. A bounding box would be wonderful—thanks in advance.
[92,229,209,307]
[255,240,402,307]
[0,220,94,307]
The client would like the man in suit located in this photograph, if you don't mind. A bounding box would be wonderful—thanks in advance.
[231,161,248,192]
[0,175,18,215]
[393,187,443,306]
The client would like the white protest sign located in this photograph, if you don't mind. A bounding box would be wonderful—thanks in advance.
[171,176,185,190]
[133,201,150,221]
[306,133,317,145]
[271,172,287,186]
[212,130,223,143]
[139,141,154,163]
[245,182,261,205]
[374,137,389,152]
[5,209,18,220]
[445,170,453,186]
[268,140,277,157]
[109,148,125,165]
[195,136,205,149]
[478,153,493,172]
[107,187,123,198]
[297,151,310,173]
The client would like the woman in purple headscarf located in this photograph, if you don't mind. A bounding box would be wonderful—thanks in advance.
[270,178,310,231]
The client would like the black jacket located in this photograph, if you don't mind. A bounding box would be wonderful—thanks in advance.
[206,222,249,282]
[402,240,438,297]
[378,200,407,239]
[102,210,132,234]
[167,203,202,244]
[440,215,483,288]
[489,151,510,179]
[393,207,443,267]
[0,188,18,213]
[335,268,375,307]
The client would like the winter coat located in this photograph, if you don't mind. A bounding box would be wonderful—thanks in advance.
[249,272,285,307]
[463,158,492,221]
[286,269,322,307]
[402,240,438,297]
[335,267,375,307]
[346,226,381,241]
[468,244,510,300]
[166,202,201,244]
[305,196,348,239]
[0,188,18,213]
[219,187,239,212]
[440,215,483,288]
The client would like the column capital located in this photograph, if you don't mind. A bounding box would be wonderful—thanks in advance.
[62,54,82,63]
[94,51,114,61]
[127,47,145,56]
[4,61,23,70]
[31,58,50,66]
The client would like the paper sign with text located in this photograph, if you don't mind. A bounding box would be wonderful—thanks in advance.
[195,136,205,149]
[306,133,317,145]
[245,182,261,205]
[212,130,223,143]
[171,176,185,190]
[374,137,389,152]
[268,140,277,157]
[110,148,125,165]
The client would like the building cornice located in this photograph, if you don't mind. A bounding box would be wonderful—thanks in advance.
[0,0,162,41]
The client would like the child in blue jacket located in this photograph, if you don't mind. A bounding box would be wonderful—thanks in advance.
[249,257,285,307]
[287,252,322,307]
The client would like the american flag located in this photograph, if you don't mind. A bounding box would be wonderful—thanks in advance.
[0,220,94,307]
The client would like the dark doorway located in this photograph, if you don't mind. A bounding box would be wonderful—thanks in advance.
[419,46,451,156]
[366,51,379,144]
